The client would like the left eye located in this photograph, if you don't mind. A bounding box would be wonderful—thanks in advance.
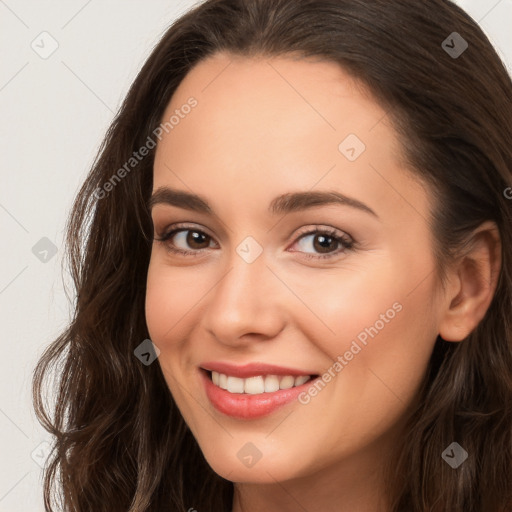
[155,225,355,260]
[291,229,354,258]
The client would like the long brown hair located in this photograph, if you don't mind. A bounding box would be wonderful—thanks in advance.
[32,0,512,510]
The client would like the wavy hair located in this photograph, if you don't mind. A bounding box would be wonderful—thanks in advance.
[32,0,512,510]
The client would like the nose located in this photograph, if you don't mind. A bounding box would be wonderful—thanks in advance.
[200,245,287,346]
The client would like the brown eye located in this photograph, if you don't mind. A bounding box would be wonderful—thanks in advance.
[291,227,355,260]
[181,230,211,249]
[156,227,216,256]
[311,233,339,253]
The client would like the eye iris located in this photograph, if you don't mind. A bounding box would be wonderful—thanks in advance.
[314,234,337,253]
[187,230,209,249]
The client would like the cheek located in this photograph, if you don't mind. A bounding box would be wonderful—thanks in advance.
[324,275,437,421]
[293,255,438,417]
[145,263,173,344]
[144,259,201,412]
[145,258,203,344]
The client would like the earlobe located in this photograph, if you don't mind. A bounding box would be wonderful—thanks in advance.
[438,221,502,342]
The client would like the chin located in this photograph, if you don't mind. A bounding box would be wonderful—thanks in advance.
[201,446,306,484]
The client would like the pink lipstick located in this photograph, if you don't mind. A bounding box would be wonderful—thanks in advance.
[199,363,320,419]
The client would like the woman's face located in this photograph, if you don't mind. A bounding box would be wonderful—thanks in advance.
[145,52,444,484]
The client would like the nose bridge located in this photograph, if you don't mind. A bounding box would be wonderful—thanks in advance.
[201,239,285,341]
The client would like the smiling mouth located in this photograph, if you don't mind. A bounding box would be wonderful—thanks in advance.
[202,368,319,395]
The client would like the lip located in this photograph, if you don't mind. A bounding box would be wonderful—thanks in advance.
[200,368,320,420]
[200,361,318,378]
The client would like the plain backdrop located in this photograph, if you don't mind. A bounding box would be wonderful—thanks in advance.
[0,1,511,510]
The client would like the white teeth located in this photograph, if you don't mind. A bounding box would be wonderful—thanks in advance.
[279,375,295,389]
[264,375,280,393]
[244,376,265,394]
[227,376,245,393]
[294,375,310,386]
[210,371,313,394]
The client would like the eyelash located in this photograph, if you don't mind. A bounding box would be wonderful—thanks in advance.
[154,223,355,260]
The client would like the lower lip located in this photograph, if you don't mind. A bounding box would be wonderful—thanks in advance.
[200,369,319,419]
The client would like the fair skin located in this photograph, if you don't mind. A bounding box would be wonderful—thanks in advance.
[145,52,501,512]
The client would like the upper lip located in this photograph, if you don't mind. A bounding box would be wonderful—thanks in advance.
[200,361,318,378]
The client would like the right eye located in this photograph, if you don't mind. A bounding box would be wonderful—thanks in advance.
[155,225,217,257]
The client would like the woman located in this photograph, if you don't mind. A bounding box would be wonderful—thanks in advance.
[32,0,512,510]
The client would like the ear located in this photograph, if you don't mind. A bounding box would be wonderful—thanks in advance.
[438,221,502,342]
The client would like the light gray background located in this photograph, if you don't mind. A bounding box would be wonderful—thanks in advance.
[0,1,510,510]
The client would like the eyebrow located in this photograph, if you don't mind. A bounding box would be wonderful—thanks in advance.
[148,186,378,218]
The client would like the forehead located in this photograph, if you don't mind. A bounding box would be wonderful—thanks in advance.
[152,52,429,227]
[157,52,389,162]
